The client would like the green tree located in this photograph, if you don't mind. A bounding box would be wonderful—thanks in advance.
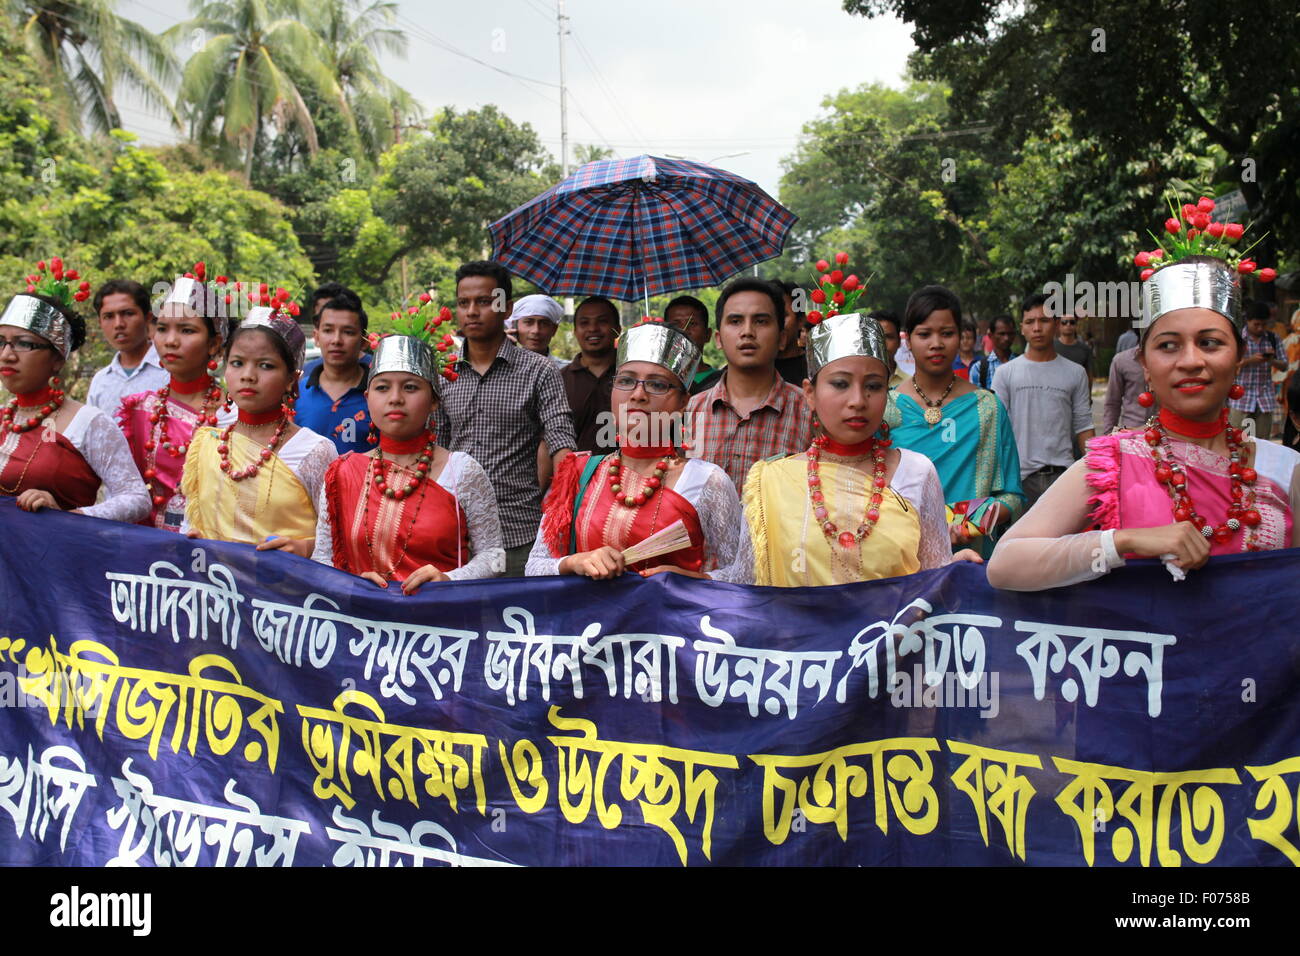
[844,0,1300,268]
[313,0,419,156]
[776,78,1007,314]
[360,105,554,285]
[5,0,181,135]
[169,0,347,180]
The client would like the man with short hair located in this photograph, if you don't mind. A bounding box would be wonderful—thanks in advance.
[562,295,619,453]
[297,289,372,454]
[434,261,576,576]
[1102,346,1151,433]
[309,281,351,321]
[685,277,813,492]
[665,294,714,392]
[1055,313,1094,378]
[86,279,168,417]
[511,294,568,367]
[993,294,1094,507]
[773,280,808,386]
[970,314,1016,390]
[869,310,905,389]
[1231,300,1287,439]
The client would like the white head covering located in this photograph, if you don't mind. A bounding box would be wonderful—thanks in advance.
[510,294,564,326]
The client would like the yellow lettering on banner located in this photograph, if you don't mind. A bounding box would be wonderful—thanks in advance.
[548,708,623,829]
[749,737,941,846]
[498,739,549,813]
[514,706,739,865]
[1053,757,1240,866]
[4,636,281,771]
[296,689,487,815]
[948,741,1042,861]
[1244,756,1300,866]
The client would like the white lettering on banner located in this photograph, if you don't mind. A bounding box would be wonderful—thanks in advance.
[104,757,310,867]
[835,599,999,703]
[0,744,97,852]
[580,630,684,703]
[349,622,477,705]
[693,617,841,719]
[249,593,351,668]
[1014,622,1175,718]
[484,606,683,706]
[105,561,243,648]
[325,805,515,867]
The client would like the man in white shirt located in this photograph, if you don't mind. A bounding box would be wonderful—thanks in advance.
[86,279,168,418]
[993,293,1095,508]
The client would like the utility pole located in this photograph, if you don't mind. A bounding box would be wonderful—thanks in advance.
[557,0,570,177]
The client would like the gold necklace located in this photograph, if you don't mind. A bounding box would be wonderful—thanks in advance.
[911,376,956,426]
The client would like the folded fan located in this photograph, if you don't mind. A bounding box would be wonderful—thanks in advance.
[621,520,692,565]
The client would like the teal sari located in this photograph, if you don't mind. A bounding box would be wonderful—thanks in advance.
[889,389,1025,558]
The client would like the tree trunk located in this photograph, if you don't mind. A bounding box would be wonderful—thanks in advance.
[243,102,261,183]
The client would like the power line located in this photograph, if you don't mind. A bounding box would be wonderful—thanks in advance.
[570,29,647,153]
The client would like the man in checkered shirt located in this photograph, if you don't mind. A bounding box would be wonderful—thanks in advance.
[1230,300,1287,440]
[685,278,814,492]
[434,261,576,576]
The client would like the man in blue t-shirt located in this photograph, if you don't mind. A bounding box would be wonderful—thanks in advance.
[296,286,372,454]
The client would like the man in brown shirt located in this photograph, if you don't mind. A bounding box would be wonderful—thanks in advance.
[561,295,619,452]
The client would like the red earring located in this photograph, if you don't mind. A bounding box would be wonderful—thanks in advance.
[876,420,892,446]
[1229,383,1245,400]
[366,423,379,445]
[1137,387,1155,407]
[207,359,218,371]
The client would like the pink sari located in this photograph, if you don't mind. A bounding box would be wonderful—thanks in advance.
[1086,430,1294,555]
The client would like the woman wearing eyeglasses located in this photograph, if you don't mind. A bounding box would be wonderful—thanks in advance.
[526,319,742,579]
[1,265,149,521]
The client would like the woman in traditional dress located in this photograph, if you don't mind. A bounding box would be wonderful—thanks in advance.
[312,307,505,592]
[182,299,337,554]
[987,215,1300,590]
[0,260,148,521]
[118,265,234,530]
[526,318,742,579]
[889,285,1024,558]
[735,312,980,586]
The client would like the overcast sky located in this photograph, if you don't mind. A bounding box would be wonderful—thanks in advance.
[119,0,915,197]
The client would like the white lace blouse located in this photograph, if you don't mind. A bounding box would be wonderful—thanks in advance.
[524,456,744,577]
[312,450,506,580]
[715,447,953,584]
[62,404,150,522]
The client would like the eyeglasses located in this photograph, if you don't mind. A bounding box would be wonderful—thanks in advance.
[1059,319,1077,327]
[0,336,54,353]
[612,374,682,396]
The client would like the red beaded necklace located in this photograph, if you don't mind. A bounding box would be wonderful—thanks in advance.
[1144,410,1260,547]
[217,407,291,481]
[1,380,64,437]
[607,450,673,508]
[141,375,223,507]
[372,430,437,500]
[806,433,891,550]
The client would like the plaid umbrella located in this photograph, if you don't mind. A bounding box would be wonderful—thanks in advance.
[488,155,797,306]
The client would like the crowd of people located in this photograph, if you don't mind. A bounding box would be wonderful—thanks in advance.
[3,234,1298,595]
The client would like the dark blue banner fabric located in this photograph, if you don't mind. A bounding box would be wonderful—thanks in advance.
[0,497,1296,867]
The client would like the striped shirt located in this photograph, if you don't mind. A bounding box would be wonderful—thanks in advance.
[434,337,577,548]
[685,370,813,492]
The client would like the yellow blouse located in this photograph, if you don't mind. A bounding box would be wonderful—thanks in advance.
[743,454,923,586]
[182,427,319,544]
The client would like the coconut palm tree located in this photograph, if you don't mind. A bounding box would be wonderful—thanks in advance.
[169,0,346,180]
[5,0,181,135]
[313,0,420,155]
